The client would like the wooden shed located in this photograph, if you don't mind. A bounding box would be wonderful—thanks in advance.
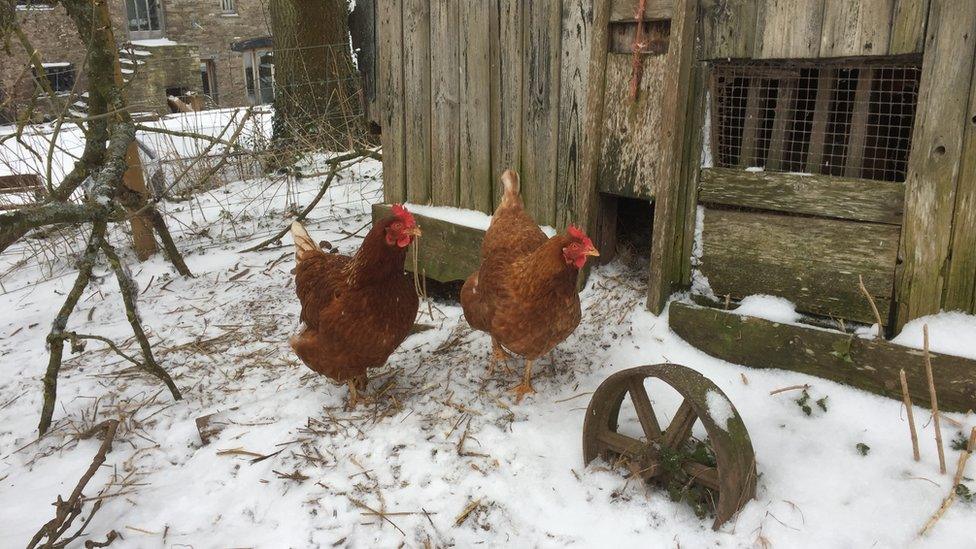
[370,0,976,408]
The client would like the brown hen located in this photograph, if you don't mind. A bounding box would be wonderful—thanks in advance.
[461,169,599,402]
[289,205,420,407]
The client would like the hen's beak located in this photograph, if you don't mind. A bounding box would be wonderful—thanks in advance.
[585,246,600,257]
[405,226,422,238]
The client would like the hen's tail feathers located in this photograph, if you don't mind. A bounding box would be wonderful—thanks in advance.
[291,221,318,262]
[500,169,522,209]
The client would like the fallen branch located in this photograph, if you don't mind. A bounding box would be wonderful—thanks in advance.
[899,369,920,462]
[918,427,976,537]
[27,419,121,549]
[923,325,946,474]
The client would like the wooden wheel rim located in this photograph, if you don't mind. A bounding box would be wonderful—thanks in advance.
[582,363,757,529]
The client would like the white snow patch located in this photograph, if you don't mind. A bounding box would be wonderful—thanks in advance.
[745,166,765,172]
[690,206,715,300]
[700,91,713,168]
[705,390,734,431]
[403,203,557,237]
[734,294,801,324]
[891,311,976,360]
[129,38,179,47]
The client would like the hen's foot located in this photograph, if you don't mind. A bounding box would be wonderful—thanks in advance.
[488,339,514,376]
[511,359,535,404]
[344,376,369,410]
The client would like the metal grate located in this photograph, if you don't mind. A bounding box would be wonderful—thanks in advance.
[710,57,922,183]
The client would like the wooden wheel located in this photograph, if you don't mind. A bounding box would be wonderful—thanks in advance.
[582,364,756,529]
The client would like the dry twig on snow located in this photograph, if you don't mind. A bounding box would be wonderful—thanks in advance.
[899,369,920,462]
[922,325,947,474]
[918,427,976,537]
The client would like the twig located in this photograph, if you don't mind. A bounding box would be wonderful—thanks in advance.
[769,384,810,396]
[857,274,884,338]
[899,369,920,462]
[27,420,120,549]
[453,498,482,527]
[918,427,976,537]
[923,325,946,474]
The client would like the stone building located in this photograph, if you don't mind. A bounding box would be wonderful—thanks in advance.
[1,0,275,122]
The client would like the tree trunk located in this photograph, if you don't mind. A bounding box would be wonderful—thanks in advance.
[269,0,363,156]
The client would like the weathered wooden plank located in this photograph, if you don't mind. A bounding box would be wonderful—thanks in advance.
[700,208,900,324]
[490,0,523,209]
[575,0,613,238]
[608,0,672,20]
[646,0,697,312]
[945,49,976,313]
[820,0,894,58]
[594,193,618,265]
[521,0,561,225]
[895,0,976,328]
[459,0,492,213]
[556,0,594,229]
[372,204,483,282]
[738,81,763,168]
[402,0,431,204]
[377,0,405,203]
[596,53,668,200]
[429,0,460,207]
[844,67,874,179]
[890,0,929,55]
[669,302,976,413]
[699,168,905,225]
[805,68,834,173]
[755,0,825,59]
[678,60,708,287]
[765,77,796,171]
[699,0,758,60]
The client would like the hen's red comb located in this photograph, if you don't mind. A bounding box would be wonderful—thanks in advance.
[567,224,585,240]
[391,203,416,225]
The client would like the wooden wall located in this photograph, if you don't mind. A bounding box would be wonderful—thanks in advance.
[377,0,600,228]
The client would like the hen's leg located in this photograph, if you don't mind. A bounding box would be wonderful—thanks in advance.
[488,337,513,376]
[512,360,536,403]
[345,374,368,410]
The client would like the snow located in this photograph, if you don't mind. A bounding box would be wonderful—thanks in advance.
[745,166,765,172]
[404,203,558,237]
[705,390,734,431]
[0,160,975,548]
[891,311,976,360]
[41,62,72,68]
[129,38,179,47]
[734,294,802,324]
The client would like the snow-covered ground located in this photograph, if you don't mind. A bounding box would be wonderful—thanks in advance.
[1,161,975,548]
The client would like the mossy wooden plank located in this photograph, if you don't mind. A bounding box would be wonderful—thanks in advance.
[489,0,523,209]
[895,0,976,328]
[677,60,708,287]
[755,0,825,59]
[889,0,929,55]
[669,302,976,413]
[377,0,405,203]
[430,0,460,207]
[699,168,905,225]
[372,204,483,282]
[945,38,976,313]
[700,208,899,324]
[402,0,431,204]
[699,0,758,60]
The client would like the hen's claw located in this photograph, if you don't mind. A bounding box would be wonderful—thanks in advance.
[511,359,535,403]
[488,339,514,376]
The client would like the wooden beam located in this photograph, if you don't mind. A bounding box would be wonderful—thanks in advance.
[805,68,835,173]
[669,302,976,413]
[372,204,483,282]
[844,67,874,179]
[765,76,797,171]
[646,0,697,313]
[895,0,976,328]
[699,168,904,225]
[738,80,763,169]
[700,208,900,324]
[377,0,406,203]
[677,60,708,287]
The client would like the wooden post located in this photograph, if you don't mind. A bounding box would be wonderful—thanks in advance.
[646,0,698,313]
[575,0,611,237]
[95,0,157,261]
[895,0,976,328]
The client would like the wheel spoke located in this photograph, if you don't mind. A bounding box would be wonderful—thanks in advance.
[627,377,663,441]
[597,429,647,458]
[662,399,697,449]
[682,462,720,490]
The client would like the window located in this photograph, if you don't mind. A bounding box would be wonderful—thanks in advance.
[125,0,164,39]
[710,58,921,183]
[33,63,76,94]
[220,0,236,14]
[243,49,274,105]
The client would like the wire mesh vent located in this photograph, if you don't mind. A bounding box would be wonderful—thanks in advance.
[710,58,921,182]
